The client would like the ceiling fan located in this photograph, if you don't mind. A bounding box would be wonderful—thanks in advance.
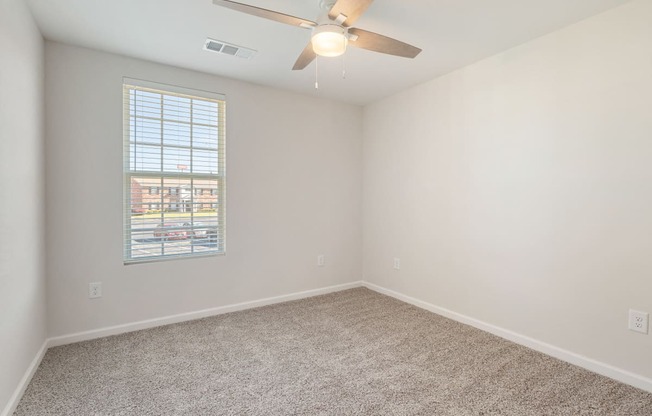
[212,0,422,70]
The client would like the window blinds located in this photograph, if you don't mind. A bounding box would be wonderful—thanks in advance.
[123,78,226,263]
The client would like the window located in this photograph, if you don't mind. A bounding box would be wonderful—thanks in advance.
[123,78,226,263]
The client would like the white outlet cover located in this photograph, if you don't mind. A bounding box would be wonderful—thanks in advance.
[89,282,102,299]
[393,258,400,270]
[628,309,648,334]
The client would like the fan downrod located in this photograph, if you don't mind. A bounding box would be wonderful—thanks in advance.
[319,0,337,12]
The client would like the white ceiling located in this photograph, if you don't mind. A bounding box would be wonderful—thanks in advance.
[26,0,631,105]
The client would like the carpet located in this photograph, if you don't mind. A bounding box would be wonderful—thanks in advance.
[14,287,652,415]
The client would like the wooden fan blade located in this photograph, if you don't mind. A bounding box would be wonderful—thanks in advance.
[328,0,374,27]
[213,0,316,28]
[292,42,317,70]
[348,28,421,58]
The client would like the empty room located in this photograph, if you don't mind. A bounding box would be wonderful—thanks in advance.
[2,0,652,414]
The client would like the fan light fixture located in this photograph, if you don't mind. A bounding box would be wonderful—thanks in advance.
[212,0,422,71]
[311,25,347,57]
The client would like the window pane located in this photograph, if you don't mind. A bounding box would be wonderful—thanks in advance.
[131,117,161,145]
[192,100,218,125]
[132,90,161,119]
[193,125,218,149]
[163,121,191,147]
[193,149,218,174]
[131,144,161,172]
[163,147,191,173]
[163,95,191,123]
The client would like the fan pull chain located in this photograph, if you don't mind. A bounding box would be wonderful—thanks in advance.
[315,57,319,89]
[342,36,347,79]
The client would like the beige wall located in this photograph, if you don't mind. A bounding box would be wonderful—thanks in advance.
[363,0,652,380]
[0,0,46,412]
[44,42,363,337]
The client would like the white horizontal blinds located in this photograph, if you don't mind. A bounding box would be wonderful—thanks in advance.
[123,79,226,263]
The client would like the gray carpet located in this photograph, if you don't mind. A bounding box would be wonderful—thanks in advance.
[15,288,652,415]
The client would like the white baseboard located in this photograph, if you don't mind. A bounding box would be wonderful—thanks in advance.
[1,340,48,416]
[48,281,363,348]
[361,281,652,393]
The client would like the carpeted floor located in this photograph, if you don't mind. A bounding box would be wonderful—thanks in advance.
[15,288,652,415]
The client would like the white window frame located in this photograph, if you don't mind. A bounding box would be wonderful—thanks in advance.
[123,78,226,263]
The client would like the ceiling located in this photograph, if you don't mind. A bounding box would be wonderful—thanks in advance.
[26,0,631,105]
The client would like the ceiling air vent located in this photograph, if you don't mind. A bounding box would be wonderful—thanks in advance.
[204,38,256,59]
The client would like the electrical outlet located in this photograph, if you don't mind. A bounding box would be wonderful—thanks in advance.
[628,309,648,334]
[393,258,400,270]
[89,282,102,299]
[317,255,325,267]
